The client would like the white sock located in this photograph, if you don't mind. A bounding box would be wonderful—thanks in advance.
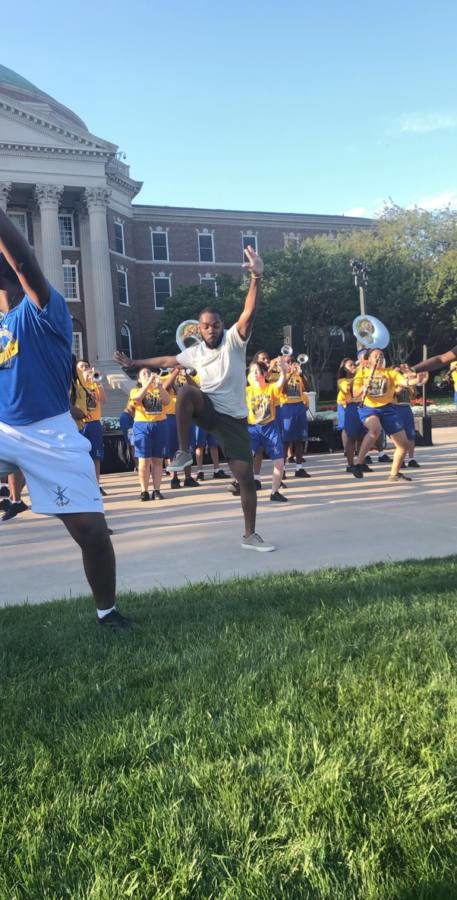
[97,605,116,620]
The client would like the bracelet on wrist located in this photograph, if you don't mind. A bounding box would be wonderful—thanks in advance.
[250,273,262,280]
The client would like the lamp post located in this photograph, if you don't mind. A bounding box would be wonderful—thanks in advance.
[350,258,368,315]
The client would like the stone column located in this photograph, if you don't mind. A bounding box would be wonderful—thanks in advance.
[0,183,11,212]
[84,187,116,362]
[78,210,98,363]
[35,184,64,293]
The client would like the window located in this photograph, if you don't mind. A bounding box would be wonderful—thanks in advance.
[284,232,300,251]
[241,233,258,258]
[199,274,217,297]
[58,214,74,247]
[114,221,125,255]
[151,229,169,261]
[120,324,132,357]
[9,212,27,239]
[63,264,80,301]
[153,275,171,309]
[117,268,129,305]
[72,331,83,359]
[198,232,214,263]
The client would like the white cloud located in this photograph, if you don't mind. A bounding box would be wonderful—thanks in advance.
[343,206,368,217]
[410,190,457,210]
[398,113,457,134]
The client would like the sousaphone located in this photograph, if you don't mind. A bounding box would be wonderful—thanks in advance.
[352,314,390,349]
[175,320,203,352]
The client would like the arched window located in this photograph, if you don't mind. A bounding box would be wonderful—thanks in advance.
[120,323,132,357]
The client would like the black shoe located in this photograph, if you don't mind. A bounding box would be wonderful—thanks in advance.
[140,491,150,501]
[213,469,229,479]
[184,476,200,487]
[254,479,262,490]
[2,500,28,521]
[348,464,364,479]
[152,490,164,500]
[361,463,373,472]
[170,476,181,489]
[388,472,412,482]
[0,485,10,497]
[378,453,392,463]
[100,486,107,496]
[0,497,11,511]
[407,459,420,468]
[270,491,288,502]
[228,480,240,496]
[107,527,114,535]
[295,468,311,478]
[364,455,373,464]
[196,470,205,481]
[98,609,137,631]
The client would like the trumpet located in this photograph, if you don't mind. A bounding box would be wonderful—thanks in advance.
[90,368,103,383]
[297,353,309,365]
[280,344,293,356]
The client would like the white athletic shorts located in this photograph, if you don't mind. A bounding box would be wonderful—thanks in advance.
[0,411,104,516]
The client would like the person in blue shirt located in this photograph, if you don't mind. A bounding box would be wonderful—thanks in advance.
[0,209,133,630]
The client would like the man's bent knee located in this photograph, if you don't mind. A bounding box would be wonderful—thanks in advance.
[59,512,111,548]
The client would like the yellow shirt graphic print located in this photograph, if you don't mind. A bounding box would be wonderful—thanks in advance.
[0,326,19,368]
[246,384,280,425]
[353,367,403,407]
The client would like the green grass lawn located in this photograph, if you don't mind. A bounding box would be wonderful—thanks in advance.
[2,559,457,899]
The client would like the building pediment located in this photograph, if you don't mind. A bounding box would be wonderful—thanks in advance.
[0,93,117,158]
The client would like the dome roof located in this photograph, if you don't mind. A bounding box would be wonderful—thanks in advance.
[0,64,88,131]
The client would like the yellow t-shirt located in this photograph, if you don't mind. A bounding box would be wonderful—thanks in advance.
[83,381,102,422]
[337,377,354,407]
[281,373,308,405]
[160,375,176,415]
[129,387,167,422]
[353,366,403,407]
[451,370,457,390]
[72,380,89,431]
[246,383,282,425]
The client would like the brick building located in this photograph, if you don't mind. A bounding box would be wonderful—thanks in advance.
[0,64,371,370]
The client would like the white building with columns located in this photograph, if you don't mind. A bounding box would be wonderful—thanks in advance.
[0,64,371,391]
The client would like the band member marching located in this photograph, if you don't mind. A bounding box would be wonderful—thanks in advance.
[246,358,289,502]
[129,368,170,501]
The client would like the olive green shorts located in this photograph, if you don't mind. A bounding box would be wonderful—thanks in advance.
[194,393,252,464]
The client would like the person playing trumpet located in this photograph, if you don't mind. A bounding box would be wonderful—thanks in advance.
[352,348,426,481]
[278,357,310,478]
[129,368,170,501]
[246,359,288,502]
[73,360,107,492]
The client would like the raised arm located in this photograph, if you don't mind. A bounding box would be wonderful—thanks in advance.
[410,348,457,374]
[0,209,49,308]
[236,246,264,341]
[114,351,179,370]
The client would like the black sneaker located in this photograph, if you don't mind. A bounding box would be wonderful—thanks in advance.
[388,472,412,482]
[295,468,311,478]
[254,479,262,490]
[348,464,364,479]
[361,463,373,472]
[100,486,107,496]
[170,476,181,489]
[228,480,240,495]
[378,454,392,463]
[152,490,164,499]
[140,491,150,501]
[407,459,420,468]
[98,609,137,631]
[0,485,10,497]
[213,469,229,479]
[196,470,205,481]
[270,491,288,502]
[365,455,373,464]
[287,456,296,464]
[0,497,11,511]
[2,500,28,521]
[184,476,200,487]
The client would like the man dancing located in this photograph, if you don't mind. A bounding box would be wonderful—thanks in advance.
[0,210,133,629]
[115,246,275,552]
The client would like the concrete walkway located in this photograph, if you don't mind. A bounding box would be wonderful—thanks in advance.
[2,428,456,607]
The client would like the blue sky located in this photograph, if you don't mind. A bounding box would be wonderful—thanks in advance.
[2,0,457,216]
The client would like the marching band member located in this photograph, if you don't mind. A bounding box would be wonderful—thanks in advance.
[278,358,310,478]
[336,357,366,478]
[246,359,288,502]
[129,368,170,501]
[352,348,426,481]
[163,367,200,488]
[75,360,107,491]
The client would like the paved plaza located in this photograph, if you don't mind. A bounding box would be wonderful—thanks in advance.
[2,428,457,608]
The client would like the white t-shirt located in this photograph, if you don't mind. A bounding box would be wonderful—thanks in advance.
[176,324,248,418]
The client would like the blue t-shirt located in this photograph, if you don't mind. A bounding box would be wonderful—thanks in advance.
[0,285,72,426]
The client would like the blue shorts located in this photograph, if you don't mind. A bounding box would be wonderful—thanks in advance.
[81,420,104,460]
[133,419,169,459]
[338,402,366,439]
[119,411,134,444]
[454,391,457,406]
[248,421,284,460]
[192,426,219,449]
[278,402,308,441]
[396,404,416,441]
[358,403,405,437]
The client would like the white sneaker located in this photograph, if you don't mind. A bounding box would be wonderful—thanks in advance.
[168,450,193,472]
[241,532,275,552]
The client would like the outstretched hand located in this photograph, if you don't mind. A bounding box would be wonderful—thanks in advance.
[114,350,132,368]
[242,245,264,277]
